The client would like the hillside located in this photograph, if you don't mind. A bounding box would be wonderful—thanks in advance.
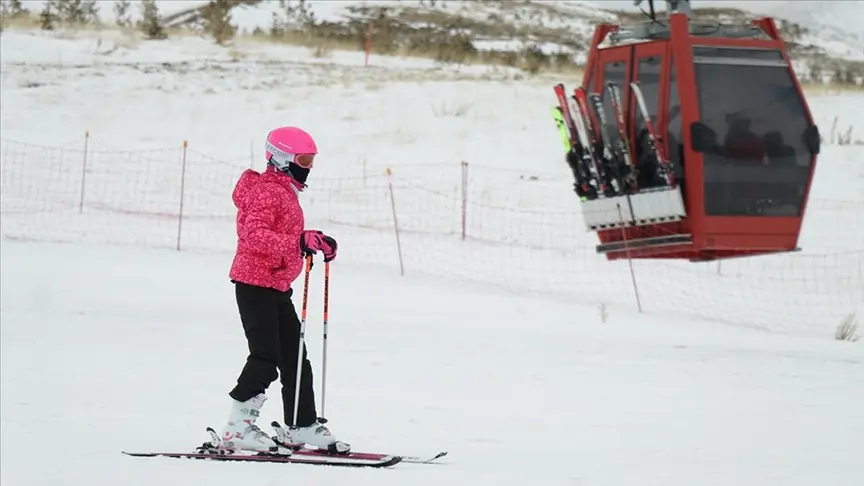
[1,0,862,82]
[1,4,863,483]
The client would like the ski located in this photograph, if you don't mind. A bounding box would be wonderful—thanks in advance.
[567,90,609,197]
[550,106,572,153]
[122,423,417,468]
[604,83,639,192]
[552,84,579,148]
[572,87,602,151]
[552,84,594,199]
[299,448,448,464]
[121,449,401,468]
[576,87,626,196]
[400,451,448,464]
[270,420,447,465]
[588,88,636,193]
[605,82,637,185]
[630,81,676,187]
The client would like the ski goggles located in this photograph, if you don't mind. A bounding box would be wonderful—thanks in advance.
[270,152,315,169]
[266,141,316,169]
[271,151,315,169]
[270,154,315,169]
[289,153,315,168]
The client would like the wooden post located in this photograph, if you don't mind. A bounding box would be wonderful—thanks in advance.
[364,22,372,67]
[386,167,405,276]
[78,130,90,214]
[176,140,189,251]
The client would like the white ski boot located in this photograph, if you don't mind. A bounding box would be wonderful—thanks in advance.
[220,394,289,455]
[274,420,351,454]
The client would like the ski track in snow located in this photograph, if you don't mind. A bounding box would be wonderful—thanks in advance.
[1,22,864,486]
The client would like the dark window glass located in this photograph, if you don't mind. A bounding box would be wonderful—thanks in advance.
[694,49,812,217]
[633,55,665,188]
[693,47,784,62]
[667,55,683,179]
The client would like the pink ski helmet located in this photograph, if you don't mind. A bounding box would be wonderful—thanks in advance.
[265,126,318,172]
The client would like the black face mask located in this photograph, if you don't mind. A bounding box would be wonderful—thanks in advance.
[287,163,310,184]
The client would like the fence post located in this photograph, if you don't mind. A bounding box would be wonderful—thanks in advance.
[460,160,468,240]
[78,130,90,214]
[364,21,372,67]
[617,203,642,313]
[386,167,405,276]
[176,140,189,252]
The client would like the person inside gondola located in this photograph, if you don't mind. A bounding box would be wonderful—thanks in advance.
[763,131,796,165]
[723,116,765,163]
[634,124,667,190]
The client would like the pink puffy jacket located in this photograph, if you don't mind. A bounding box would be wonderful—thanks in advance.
[228,166,305,292]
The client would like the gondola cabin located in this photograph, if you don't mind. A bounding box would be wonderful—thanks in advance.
[554,0,820,262]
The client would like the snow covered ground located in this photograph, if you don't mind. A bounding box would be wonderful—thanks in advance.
[2,240,863,486]
[1,22,863,486]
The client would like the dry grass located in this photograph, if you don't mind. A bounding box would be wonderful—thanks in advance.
[4,2,862,82]
[801,82,864,95]
[0,13,41,31]
[226,47,247,62]
[242,28,583,76]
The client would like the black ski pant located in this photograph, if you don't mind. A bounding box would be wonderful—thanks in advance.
[229,282,317,428]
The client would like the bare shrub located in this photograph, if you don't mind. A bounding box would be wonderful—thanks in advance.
[835,313,860,342]
[138,0,166,40]
[113,0,131,28]
[203,0,236,45]
[39,2,56,30]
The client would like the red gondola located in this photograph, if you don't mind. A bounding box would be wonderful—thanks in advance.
[554,0,821,262]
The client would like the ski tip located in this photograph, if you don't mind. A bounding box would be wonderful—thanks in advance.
[122,451,158,457]
[430,451,448,461]
[400,451,448,464]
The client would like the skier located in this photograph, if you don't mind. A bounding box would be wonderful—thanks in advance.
[220,126,349,455]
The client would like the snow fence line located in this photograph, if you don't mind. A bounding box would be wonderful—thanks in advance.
[1,134,862,339]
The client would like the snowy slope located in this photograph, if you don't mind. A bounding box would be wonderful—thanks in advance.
[10,0,864,61]
[2,239,862,486]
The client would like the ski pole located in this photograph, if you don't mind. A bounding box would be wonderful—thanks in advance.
[291,254,313,428]
[319,260,330,422]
